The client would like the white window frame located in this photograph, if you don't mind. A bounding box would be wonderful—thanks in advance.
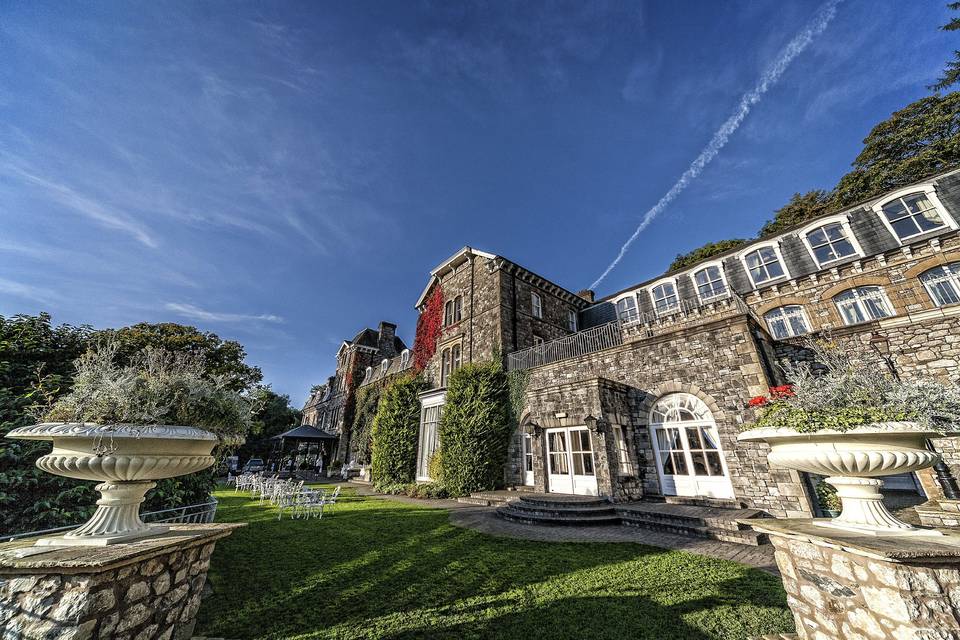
[690,261,730,303]
[871,185,957,245]
[920,262,960,307]
[763,304,811,339]
[615,294,640,325]
[531,292,543,319]
[443,300,453,326]
[380,359,389,375]
[453,295,463,323]
[798,215,864,268]
[738,242,791,288]
[649,278,680,316]
[364,366,372,382]
[833,286,894,326]
[400,349,410,368]
[567,309,578,332]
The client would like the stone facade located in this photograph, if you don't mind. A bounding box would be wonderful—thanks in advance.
[0,524,241,640]
[301,322,407,465]
[754,519,960,640]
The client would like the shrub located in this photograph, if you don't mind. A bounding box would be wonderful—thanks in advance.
[668,239,750,272]
[437,362,511,496]
[371,374,426,487]
[815,478,841,512]
[350,384,382,465]
[748,337,960,433]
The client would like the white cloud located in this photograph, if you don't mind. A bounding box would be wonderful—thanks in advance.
[164,302,284,324]
[0,277,61,304]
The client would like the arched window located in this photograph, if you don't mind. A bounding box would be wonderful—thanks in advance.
[615,295,639,324]
[444,300,454,326]
[440,348,451,386]
[381,359,389,375]
[878,191,949,241]
[453,295,463,323]
[649,393,729,487]
[451,344,462,373]
[692,265,727,301]
[834,286,893,325]
[650,280,679,315]
[364,366,372,381]
[742,245,788,286]
[920,262,960,307]
[400,349,410,368]
[803,220,859,266]
[764,305,809,339]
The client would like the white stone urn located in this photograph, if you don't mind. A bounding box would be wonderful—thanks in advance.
[738,422,947,536]
[6,422,217,546]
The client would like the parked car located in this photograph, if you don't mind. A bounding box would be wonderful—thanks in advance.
[242,458,265,473]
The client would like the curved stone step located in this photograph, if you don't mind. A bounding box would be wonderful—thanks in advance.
[496,507,621,527]
[516,495,611,509]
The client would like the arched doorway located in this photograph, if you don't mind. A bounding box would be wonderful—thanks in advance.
[649,393,734,499]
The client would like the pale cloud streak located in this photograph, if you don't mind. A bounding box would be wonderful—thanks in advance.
[0,277,61,305]
[164,303,284,325]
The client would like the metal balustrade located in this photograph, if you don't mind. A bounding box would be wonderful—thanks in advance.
[3,499,219,543]
[505,292,756,372]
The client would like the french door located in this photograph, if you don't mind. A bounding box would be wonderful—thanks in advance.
[546,427,598,496]
[521,432,534,486]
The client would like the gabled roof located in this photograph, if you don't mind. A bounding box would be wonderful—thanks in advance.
[415,246,497,309]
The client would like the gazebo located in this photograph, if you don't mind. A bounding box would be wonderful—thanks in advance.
[269,424,338,477]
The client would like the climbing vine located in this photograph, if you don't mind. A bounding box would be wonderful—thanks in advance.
[508,369,530,428]
[413,287,444,372]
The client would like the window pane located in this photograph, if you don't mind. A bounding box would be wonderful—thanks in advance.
[765,259,784,279]
[813,244,837,264]
[580,453,594,475]
[700,428,720,450]
[672,452,689,475]
[660,452,675,475]
[807,227,827,245]
[685,426,702,449]
[690,452,708,476]
[882,199,908,219]
[891,217,919,239]
[705,452,724,476]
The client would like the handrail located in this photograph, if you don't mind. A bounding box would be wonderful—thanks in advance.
[3,499,219,543]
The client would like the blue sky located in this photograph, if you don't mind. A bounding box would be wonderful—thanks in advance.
[0,1,954,405]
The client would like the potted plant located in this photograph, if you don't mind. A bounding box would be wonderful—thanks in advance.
[738,338,960,535]
[6,341,253,546]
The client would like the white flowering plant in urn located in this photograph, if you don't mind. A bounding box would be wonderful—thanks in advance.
[738,337,960,535]
[6,340,254,545]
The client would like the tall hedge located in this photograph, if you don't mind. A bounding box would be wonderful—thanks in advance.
[438,362,511,496]
[370,375,425,487]
[350,383,382,465]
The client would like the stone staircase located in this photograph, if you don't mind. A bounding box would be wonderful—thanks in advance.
[496,494,621,526]
[615,502,770,546]
[490,492,771,546]
[457,488,533,507]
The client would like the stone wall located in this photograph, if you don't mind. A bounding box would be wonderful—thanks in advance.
[519,315,815,517]
[0,524,241,640]
[756,520,960,640]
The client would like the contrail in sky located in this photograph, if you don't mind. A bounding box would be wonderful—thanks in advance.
[590,0,841,290]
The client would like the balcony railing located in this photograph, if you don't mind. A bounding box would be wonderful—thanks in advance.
[506,320,623,371]
[506,292,756,372]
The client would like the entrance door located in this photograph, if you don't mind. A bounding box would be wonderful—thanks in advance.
[649,394,735,500]
[546,427,598,495]
[521,432,534,486]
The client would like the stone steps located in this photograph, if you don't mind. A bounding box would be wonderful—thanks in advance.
[616,503,769,546]
[496,494,620,527]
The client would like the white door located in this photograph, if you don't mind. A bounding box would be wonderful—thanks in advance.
[546,427,598,495]
[649,394,734,500]
[521,432,534,486]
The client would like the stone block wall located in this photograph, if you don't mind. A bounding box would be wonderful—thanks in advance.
[760,522,960,640]
[0,524,241,640]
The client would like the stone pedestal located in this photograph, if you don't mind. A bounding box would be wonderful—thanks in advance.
[750,519,960,640]
[0,523,243,640]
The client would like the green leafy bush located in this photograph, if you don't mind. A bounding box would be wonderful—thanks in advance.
[350,383,382,465]
[375,482,449,499]
[437,362,511,497]
[749,338,960,433]
[815,478,841,513]
[371,374,426,488]
[668,239,750,272]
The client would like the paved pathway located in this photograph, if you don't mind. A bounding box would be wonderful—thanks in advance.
[347,483,778,575]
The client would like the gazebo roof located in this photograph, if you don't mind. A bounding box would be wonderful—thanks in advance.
[272,425,338,441]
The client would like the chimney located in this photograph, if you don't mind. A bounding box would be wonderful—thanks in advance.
[576,289,595,304]
[377,321,397,357]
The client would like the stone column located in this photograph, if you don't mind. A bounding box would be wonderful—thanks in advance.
[0,523,243,640]
[749,519,960,640]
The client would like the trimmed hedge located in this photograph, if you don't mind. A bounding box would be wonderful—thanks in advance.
[370,374,426,488]
[438,362,511,496]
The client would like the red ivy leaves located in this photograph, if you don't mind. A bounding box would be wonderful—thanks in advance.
[413,287,444,372]
[748,384,794,408]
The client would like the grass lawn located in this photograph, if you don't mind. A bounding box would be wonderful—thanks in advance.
[196,486,793,640]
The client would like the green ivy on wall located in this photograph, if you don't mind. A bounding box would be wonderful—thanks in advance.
[370,374,426,488]
[438,362,512,497]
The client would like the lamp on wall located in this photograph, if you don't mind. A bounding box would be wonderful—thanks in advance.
[523,417,543,437]
[584,415,607,434]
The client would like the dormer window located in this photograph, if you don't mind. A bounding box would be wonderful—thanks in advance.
[742,245,788,286]
[615,295,638,324]
[365,366,372,381]
[803,219,860,266]
[531,292,543,318]
[650,281,679,315]
[692,265,727,302]
[878,190,951,241]
[381,359,389,375]
[400,349,410,368]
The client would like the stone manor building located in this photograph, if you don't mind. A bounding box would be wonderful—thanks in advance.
[408,169,960,519]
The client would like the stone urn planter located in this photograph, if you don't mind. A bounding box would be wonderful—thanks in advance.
[6,422,217,546]
[738,421,947,536]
